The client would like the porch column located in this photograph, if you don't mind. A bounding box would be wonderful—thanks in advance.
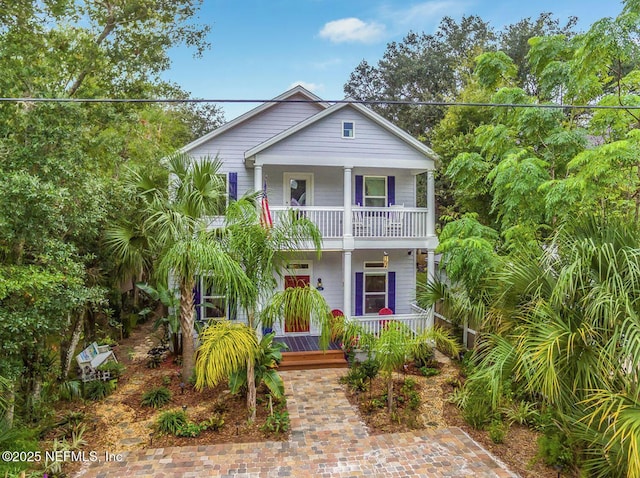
[343,167,353,239]
[343,251,352,318]
[427,170,435,236]
[254,164,263,193]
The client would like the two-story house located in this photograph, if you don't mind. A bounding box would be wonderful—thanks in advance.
[180,86,438,339]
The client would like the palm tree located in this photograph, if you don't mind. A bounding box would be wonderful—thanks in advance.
[373,322,460,412]
[108,153,253,381]
[466,215,640,476]
[210,199,324,420]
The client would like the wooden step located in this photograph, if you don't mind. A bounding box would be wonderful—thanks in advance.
[278,350,347,371]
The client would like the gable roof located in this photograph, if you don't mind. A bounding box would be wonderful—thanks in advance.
[178,85,329,154]
[244,100,438,162]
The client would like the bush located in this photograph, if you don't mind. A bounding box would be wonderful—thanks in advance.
[462,387,494,430]
[503,400,538,426]
[359,358,380,380]
[84,379,117,401]
[141,387,172,408]
[411,342,435,367]
[420,366,441,377]
[261,410,290,434]
[175,421,204,437]
[488,420,508,444]
[200,414,224,431]
[537,431,573,469]
[156,410,188,435]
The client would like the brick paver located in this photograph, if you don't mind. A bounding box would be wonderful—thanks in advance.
[76,369,516,477]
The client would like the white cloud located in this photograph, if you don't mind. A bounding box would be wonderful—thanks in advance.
[319,18,386,44]
[288,81,324,93]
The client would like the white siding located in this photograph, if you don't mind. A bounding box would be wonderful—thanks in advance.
[256,107,428,164]
[187,96,323,197]
[351,249,415,316]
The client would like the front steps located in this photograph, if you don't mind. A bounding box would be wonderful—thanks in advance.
[278,349,347,371]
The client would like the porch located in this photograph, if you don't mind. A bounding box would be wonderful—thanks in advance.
[274,304,435,370]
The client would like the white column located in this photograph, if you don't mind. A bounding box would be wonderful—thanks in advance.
[343,167,352,236]
[254,164,263,192]
[343,251,352,318]
[427,170,435,236]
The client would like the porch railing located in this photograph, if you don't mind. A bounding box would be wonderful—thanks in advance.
[351,303,434,337]
[269,206,431,239]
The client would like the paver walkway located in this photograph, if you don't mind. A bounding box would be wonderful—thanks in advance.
[76,369,516,477]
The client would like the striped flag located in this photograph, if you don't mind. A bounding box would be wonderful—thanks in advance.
[260,181,273,228]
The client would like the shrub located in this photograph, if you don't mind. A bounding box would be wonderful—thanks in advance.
[84,379,117,401]
[341,366,369,392]
[261,410,290,434]
[156,410,188,435]
[447,388,469,409]
[58,380,82,401]
[200,414,225,431]
[411,342,435,367]
[488,420,508,444]
[420,366,441,377]
[503,400,538,426]
[537,431,573,469]
[141,387,172,408]
[462,387,494,430]
[175,422,204,437]
[359,358,380,380]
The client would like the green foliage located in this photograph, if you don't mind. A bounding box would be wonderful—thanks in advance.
[58,380,82,401]
[141,387,172,409]
[503,400,538,426]
[84,379,117,401]
[156,410,188,435]
[488,420,508,444]
[96,361,126,378]
[200,414,225,432]
[228,333,287,399]
[420,367,441,377]
[175,421,204,437]
[410,342,435,368]
[261,410,290,435]
[537,431,573,469]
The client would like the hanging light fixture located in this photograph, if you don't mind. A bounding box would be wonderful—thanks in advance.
[383,251,389,268]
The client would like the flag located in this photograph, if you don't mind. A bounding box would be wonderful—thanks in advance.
[260,181,273,228]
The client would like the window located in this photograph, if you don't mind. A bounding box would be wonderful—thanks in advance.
[197,276,237,321]
[363,261,387,314]
[364,176,386,207]
[364,273,387,314]
[342,121,355,138]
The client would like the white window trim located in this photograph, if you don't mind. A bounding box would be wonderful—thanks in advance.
[197,275,236,321]
[363,270,388,315]
[342,121,355,139]
[363,175,387,208]
[283,172,314,206]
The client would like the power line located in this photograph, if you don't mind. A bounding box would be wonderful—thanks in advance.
[1,97,640,110]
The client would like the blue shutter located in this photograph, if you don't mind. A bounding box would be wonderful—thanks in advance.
[387,176,395,206]
[388,271,396,313]
[193,278,201,322]
[229,172,238,201]
[355,175,363,206]
[355,272,363,316]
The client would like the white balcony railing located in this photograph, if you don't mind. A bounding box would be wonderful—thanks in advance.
[351,303,434,337]
[269,206,431,239]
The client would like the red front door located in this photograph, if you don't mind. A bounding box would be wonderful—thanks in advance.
[284,275,310,333]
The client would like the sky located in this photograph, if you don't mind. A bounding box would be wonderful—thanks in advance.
[163,0,626,121]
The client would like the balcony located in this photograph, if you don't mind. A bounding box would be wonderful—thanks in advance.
[269,206,433,241]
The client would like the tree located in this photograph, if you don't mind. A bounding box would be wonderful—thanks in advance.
[108,154,253,381]
[214,200,324,420]
[369,322,459,412]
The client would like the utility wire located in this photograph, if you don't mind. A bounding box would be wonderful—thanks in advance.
[1,97,640,110]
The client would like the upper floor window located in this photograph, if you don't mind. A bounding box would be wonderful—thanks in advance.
[342,121,355,138]
[364,176,387,207]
